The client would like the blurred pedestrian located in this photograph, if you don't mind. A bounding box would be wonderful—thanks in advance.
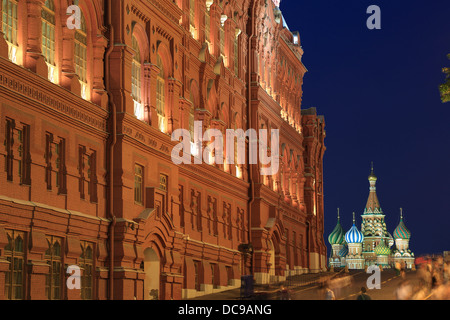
[278,285,291,300]
[443,262,449,284]
[395,262,401,276]
[431,268,441,289]
[356,287,372,300]
[395,280,413,300]
[400,261,406,279]
[324,284,335,300]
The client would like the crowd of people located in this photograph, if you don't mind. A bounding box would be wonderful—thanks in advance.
[395,256,450,300]
[320,256,450,300]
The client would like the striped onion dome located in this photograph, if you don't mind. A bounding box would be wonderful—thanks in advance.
[328,216,345,245]
[375,241,391,256]
[338,244,348,257]
[393,209,411,240]
[345,213,364,244]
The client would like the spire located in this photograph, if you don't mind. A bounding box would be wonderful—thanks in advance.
[364,163,382,214]
[368,162,377,182]
[337,208,340,221]
[352,212,356,225]
[400,207,403,220]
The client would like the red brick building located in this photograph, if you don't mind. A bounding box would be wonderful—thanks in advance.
[0,0,326,300]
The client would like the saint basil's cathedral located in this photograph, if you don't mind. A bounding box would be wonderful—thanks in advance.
[328,167,415,270]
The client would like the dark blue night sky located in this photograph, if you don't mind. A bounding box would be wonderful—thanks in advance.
[281,0,450,257]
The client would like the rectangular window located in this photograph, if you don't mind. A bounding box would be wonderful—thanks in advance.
[159,173,168,192]
[211,264,219,289]
[2,0,18,63]
[45,134,65,193]
[16,128,23,180]
[79,146,96,202]
[194,261,201,291]
[4,230,25,300]
[156,55,165,132]
[156,78,165,131]
[189,0,196,37]
[42,0,56,82]
[45,236,62,300]
[134,164,144,205]
[132,36,144,120]
[226,266,232,286]
[205,9,210,43]
[5,119,30,184]
[74,12,87,99]
[80,241,94,300]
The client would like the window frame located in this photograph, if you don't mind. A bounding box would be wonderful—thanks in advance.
[2,0,19,63]
[41,0,56,83]
[4,230,26,300]
[131,34,144,120]
[156,54,166,132]
[134,164,144,205]
[45,235,63,300]
[79,241,94,300]
[73,8,88,99]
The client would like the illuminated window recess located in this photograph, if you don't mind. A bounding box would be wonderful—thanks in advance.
[134,100,144,121]
[8,43,18,64]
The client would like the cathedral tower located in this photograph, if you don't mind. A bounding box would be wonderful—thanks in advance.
[360,164,392,265]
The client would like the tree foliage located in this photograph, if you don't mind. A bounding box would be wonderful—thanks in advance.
[440,54,450,103]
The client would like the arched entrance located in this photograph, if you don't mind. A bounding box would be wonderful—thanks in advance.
[144,247,160,300]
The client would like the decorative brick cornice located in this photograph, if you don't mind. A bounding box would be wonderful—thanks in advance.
[0,61,107,133]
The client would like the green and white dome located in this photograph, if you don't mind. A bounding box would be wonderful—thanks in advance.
[328,210,345,245]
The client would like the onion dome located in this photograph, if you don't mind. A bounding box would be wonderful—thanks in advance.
[368,162,377,182]
[375,240,391,256]
[328,209,345,245]
[393,208,411,240]
[345,212,364,244]
[338,244,348,257]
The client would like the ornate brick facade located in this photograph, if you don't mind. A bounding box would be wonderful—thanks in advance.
[0,0,325,300]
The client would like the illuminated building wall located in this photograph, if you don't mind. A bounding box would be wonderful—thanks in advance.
[0,0,326,300]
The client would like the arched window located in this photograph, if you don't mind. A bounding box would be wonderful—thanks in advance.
[74,8,88,99]
[234,28,241,76]
[204,3,210,44]
[45,236,62,300]
[219,15,227,59]
[189,0,196,37]
[131,35,144,120]
[42,0,56,83]
[156,54,166,132]
[4,230,25,300]
[80,241,94,300]
[2,0,18,63]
